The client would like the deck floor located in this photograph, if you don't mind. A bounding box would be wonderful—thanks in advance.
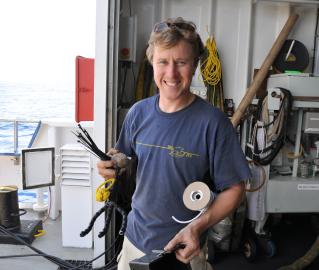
[0,211,93,270]
[214,214,319,270]
[1,212,319,270]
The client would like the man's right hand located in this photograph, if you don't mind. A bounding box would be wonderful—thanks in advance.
[96,148,119,180]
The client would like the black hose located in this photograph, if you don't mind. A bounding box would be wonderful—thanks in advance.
[80,201,127,239]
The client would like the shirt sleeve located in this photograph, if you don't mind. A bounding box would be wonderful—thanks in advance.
[210,116,251,191]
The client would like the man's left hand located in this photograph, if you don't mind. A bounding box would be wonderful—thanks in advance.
[164,224,200,264]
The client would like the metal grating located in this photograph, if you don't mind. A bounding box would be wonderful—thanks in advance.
[57,260,92,270]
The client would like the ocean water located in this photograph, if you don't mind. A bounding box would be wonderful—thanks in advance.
[0,81,74,154]
[0,81,74,120]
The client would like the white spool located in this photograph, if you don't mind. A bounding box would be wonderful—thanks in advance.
[183,181,212,211]
[172,181,214,224]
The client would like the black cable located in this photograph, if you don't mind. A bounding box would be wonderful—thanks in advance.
[98,204,114,238]
[0,225,77,269]
[246,88,293,165]
[120,63,128,105]
[81,201,127,239]
[101,265,117,270]
[78,124,100,152]
[259,89,292,164]
[69,235,120,270]
[77,124,102,153]
[131,63,136,94]
[129,0,132,16]
[73,124,110,161]
[96,243,122,270]
[80,205,108,237]
[0,224,122,270]
[0,253,67,260]
[312,8,319,74]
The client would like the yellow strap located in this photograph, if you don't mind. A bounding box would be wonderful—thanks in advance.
[95,178,116,202]
[34,229,45,238]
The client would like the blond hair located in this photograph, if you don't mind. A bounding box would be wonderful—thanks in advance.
[146,17,204,68]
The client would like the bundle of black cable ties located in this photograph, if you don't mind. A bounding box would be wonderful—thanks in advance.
[72,123,110,161]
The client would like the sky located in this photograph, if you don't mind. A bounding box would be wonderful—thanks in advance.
[0,0,96,89]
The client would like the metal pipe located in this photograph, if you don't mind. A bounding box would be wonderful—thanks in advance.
[313,9,319,75]
[0,119,39,154]
[13,120,18,154]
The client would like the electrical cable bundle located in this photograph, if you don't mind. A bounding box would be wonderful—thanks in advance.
[200,36,225,111]
[246,87,293,166]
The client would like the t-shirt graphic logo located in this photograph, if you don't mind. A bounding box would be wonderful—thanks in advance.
[136,142,200,158]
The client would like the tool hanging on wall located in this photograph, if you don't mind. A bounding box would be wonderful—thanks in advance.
[200,35,225,111]
[273,39,309,73]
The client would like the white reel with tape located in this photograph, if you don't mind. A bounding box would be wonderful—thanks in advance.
[172,181,214,224]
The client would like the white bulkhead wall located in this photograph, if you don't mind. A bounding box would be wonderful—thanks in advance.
[252,2,317,76]
[129,0,317,108]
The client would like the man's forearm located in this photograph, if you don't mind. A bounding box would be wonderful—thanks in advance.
[188,181,245,236]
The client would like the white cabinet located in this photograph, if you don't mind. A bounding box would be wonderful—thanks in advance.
[60,144,93,248]
[265,100,319,213]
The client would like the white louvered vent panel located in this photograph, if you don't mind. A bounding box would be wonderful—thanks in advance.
[62,167,90,174]
[62,160,90,168]
[61,155,90,162]
[60,144,92,186]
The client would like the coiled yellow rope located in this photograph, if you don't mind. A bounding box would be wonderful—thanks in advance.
[200,35,224,110]
[200,36,222,86]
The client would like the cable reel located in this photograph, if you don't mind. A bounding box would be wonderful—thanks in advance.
[273,39,309,73]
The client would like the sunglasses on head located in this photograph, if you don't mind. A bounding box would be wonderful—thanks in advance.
[153,21,196,33]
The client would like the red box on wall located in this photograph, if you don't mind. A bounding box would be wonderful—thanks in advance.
[75,56,94,122]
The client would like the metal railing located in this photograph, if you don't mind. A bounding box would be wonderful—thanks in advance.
[0,119,41,155]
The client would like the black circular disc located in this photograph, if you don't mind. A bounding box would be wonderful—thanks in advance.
[273,39,309,73]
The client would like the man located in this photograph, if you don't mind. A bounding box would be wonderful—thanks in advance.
[97,17,251,270]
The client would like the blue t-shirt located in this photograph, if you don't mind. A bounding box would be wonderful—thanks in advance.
[116,94,251,253]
